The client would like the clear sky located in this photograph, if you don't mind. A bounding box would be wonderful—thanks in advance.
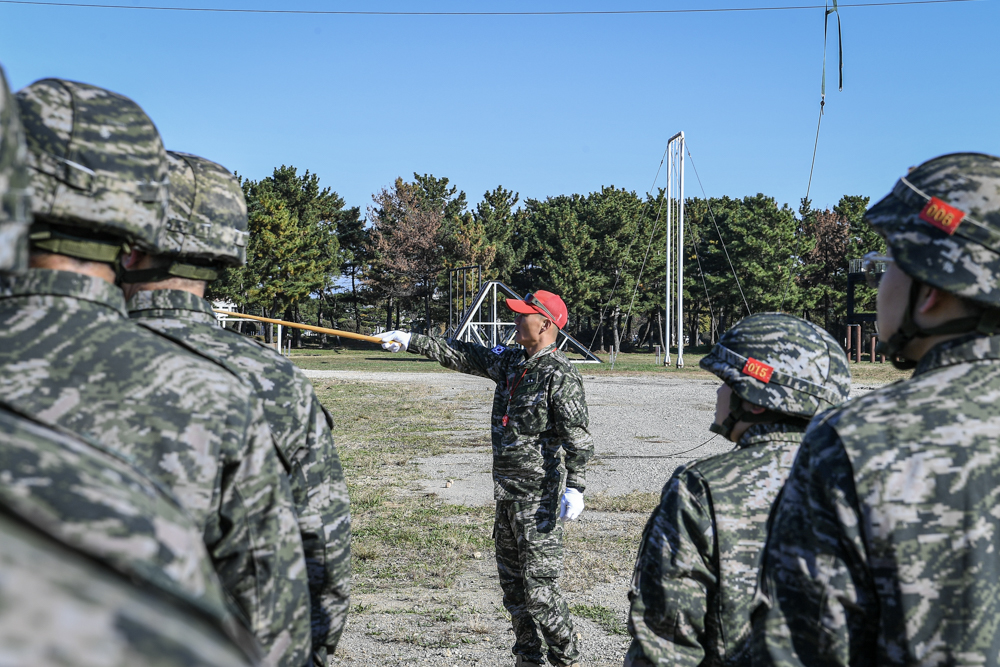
[1,0,996,217]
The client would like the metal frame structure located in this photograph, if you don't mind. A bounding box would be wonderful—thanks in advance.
[451,281,601,363]
[664,131,685,368]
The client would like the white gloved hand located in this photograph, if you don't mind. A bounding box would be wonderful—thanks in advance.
[560,487,584,521]
[380,330,411,353]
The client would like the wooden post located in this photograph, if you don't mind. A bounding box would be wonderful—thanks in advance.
[869,335,876,363]
[853,325,862,363]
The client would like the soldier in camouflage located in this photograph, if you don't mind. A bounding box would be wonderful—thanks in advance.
[0,65,258,666]
[0,78,312,667]
[0,509,259,667]
[380,290,592,667]
[752,153,1000,667]
[624,313,851,667]
[121,150,352,665]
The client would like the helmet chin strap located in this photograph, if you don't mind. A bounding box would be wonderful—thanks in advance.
[876,280,995,371]
[709,388,775,440]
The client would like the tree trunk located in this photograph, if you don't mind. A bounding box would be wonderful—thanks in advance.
[395,301,401,330]
[597,316,605,353]
[656,310,665,352]
[385,296,393,332]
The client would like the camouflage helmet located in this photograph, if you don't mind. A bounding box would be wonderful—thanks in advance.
[866,153,1000,307]
[0,65,30,272]
[120,150,247,283]
[700,313,851,437]
[161,151,247,270]
[16,79,168,261]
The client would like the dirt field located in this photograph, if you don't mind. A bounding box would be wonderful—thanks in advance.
[310,369,885,667]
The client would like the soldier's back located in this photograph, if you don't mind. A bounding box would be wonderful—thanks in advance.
[0,269,311,666]
[795,333,1000,664]
[0,510,256,667]
[128,288,352,653]
[628,422,805,667]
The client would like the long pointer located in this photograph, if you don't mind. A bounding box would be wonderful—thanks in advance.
[212,310,385,344]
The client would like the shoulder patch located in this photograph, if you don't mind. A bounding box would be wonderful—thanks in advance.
[492,345,507,355]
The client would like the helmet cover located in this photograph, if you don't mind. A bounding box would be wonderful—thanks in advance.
[16,79,168,250]
[699,312,851,418]
[865,152,1000,308]
[158,150,247,266]
[0,65,30,272]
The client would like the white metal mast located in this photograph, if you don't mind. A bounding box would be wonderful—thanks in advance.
[664,132,685,369]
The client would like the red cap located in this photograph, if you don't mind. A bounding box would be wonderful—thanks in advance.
[506,290,568,329]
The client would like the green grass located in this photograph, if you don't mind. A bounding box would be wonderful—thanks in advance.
[313,380,493,592]
[570,603,628,636]
[293,347,910,384]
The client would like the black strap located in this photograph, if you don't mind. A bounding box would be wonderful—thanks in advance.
[119,263,218,284]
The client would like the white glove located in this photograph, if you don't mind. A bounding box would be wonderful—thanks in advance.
[560,487,584,521]
[380,330,411,353]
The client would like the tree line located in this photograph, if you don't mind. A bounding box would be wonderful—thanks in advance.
[207,165,885,351]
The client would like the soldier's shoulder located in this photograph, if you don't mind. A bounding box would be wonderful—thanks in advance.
[122,318,258,403]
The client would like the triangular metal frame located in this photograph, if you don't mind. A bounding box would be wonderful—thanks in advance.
[450,281,602,363]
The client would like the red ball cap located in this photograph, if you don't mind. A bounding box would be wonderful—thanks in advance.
[505,290,568,329]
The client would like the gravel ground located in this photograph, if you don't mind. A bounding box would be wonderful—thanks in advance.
[305,369,879,667]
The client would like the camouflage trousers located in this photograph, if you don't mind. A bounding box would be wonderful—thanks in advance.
[495,497,579,666]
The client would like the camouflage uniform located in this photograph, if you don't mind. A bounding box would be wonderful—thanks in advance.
[0,404,261,664]
[408,333,593,666]
[753,153,1000,667]
[0,509,257,667]
[0,79,311,667]
[124,150,352,663]
[625,314,851,667]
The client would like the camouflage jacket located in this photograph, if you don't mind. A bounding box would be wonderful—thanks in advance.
[0,509,258,667]
[0,404,260,663]
[0,270,311,667]
[625,422,806,667]
[127,288,352,658]
[753,333,1000,667]
[409,335,593,501]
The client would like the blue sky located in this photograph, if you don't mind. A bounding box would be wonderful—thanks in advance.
[1,0,996,217]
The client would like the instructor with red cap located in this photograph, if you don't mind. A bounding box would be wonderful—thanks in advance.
[381,290,592,667]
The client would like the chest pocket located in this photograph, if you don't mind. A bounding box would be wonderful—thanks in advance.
[507,373,549,435]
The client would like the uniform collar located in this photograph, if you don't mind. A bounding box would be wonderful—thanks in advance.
[736,421,807,450]
[519,341,559,366]
[126,288,217,324]
[0,269,127,317]
[914,332,1000,376]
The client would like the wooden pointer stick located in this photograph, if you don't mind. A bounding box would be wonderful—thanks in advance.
[212,310,385,344]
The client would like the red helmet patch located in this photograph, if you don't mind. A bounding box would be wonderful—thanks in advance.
[742,357,774,383]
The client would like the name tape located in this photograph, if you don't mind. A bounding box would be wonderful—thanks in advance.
[742,357,774,383]
[919,197,965,235]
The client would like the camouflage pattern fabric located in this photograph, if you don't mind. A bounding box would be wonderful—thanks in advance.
[0,64,30,273]
[0,402,227,611]
[625,422,807,667]
[699,313,851,418]
[408,334,591,665]
[753,332,1000,667]
[0,269,311,667]
[408,334,593,501]
[496,497,579,666]
[0,509,257,667]
[15,78,168,248]
[865,152,1000,308]
[157,151,248,265]
[128,288,352,660]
